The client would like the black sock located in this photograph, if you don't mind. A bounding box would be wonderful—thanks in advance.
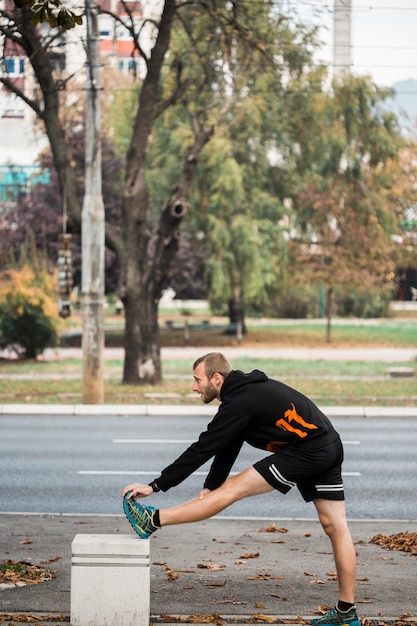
[153,509,161,527]
[337,601,355,612]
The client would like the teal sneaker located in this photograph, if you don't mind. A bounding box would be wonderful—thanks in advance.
[123,494,160,539]
[311,606,360,626]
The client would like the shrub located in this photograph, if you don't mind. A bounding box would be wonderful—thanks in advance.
[335,287,392,318]
[0,266,61,359]
[269,285,320,319]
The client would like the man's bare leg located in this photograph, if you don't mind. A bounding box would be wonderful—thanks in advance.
[160,466,274,526]
[314,498,356,604]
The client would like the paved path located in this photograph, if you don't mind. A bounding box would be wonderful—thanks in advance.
[23,345,417,362]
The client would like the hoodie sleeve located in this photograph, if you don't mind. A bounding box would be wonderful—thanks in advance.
[154,403,251,492]
[203,435,244,490]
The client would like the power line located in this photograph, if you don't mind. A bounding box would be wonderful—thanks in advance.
[285,1,417,11]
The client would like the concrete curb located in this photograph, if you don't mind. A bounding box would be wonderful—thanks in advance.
[1,615,416,625]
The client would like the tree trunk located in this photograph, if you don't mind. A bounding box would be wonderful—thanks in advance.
[16,9,82,231]
[121,129,213,384]
[123,276,161,384]
[326,286,333,343]
[228,287,247,336]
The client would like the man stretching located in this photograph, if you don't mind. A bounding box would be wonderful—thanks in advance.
[122,352,359,626]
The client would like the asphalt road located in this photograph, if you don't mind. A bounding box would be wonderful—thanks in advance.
[1,414,416,520]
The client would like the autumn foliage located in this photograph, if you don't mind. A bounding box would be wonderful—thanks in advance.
[0,266,61,359]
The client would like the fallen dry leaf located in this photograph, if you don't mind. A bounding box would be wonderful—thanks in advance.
[40,557,62,565]
[256,524,288,533]
[248,573,273,580]
[213,600,247,606]
[250,613,275,623]
[254,601,266,609]
[248,573,284,580]
[187,614,224,624]
[153,561,179,581]
[0,614,68,623]
[369,531,417,555]
[197,563,226,571]
[0,560,54,587]
[239,552,260,559]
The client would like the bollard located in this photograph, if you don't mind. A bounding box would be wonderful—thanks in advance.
[71,534,150,626]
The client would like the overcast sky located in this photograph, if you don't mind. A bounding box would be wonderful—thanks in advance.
[291,0,417,87]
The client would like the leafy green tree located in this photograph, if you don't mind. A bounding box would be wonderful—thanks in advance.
[286,75,406,340]
[13,0,82,29]
[102,0,322,381]
[129,8,321,330]
[191,135,287,329]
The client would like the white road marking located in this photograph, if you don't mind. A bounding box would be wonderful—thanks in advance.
[113,439,194,444]
[113,439,361,445]
[77,470,361,476]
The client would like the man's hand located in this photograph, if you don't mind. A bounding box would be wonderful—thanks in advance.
[197,487,211,500]
[122,483,154,499]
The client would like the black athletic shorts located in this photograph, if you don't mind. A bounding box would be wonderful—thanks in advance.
[253,435,345,502]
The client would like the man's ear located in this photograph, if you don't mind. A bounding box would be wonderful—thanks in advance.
[212,372,224,388]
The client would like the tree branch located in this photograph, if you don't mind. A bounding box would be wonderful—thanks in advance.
[0,76,44,118]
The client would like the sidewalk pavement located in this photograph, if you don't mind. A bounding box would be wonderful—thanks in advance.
[2,345,417,363]
[36,345,417,362]
[1,513,416,624]
[1,345,416,624]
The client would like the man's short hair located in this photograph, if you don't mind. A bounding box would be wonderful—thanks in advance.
[193,352,232,380]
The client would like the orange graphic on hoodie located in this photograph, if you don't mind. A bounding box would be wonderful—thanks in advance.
[275,403,318,439]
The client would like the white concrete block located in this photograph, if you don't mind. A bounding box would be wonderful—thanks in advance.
[71,534,150,626]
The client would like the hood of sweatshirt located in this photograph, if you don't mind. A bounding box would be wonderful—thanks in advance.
[220,369,268,400]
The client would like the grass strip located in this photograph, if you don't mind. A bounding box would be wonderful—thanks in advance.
[1,376,416,406]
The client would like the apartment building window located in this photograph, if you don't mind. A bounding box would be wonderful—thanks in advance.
[118,58,139,74]
[4,57,25,77]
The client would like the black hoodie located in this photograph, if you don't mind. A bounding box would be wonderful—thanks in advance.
[155,370,339,492]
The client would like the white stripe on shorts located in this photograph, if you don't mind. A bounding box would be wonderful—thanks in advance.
[269,464,296,489]
[315,483,344,492]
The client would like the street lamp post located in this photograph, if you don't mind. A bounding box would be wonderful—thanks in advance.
[82,0,105,403]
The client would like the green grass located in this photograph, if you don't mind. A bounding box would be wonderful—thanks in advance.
[0,358,416,407]
[0,316,416,406]
[0,372,415,407]
[158,318,417,348]
[246,322,416,347]
[60,316,417,349]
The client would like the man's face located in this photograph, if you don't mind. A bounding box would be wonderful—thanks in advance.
[192,362,219,404]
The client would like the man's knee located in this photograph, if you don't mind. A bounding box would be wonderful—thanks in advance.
[220,467,273,499]
[315,499,348,537]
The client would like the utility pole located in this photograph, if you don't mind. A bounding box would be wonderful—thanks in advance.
[333,0,352,77]
[82,0,105,403]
